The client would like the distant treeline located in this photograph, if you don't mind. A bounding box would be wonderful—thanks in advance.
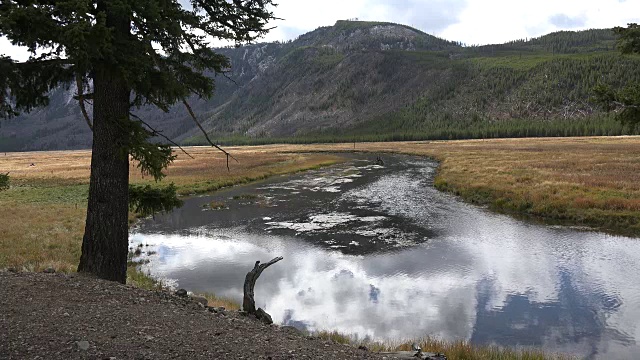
[184,115,637,147]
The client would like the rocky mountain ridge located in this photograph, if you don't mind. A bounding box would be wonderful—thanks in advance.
[1,20,635,151]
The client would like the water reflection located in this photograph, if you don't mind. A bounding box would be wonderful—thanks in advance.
[130,155,640,359]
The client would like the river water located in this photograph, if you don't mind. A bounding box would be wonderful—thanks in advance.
[130,154,640,359]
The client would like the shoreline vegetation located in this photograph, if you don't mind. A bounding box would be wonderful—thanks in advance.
[316,332,573,360]
[289,136,640,237]
[2,136,638,359]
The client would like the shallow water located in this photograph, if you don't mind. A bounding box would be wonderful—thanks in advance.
[131,154,640,359]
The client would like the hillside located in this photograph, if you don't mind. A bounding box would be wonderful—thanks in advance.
[1,21,638,151]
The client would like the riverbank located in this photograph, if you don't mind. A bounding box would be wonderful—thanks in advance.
[1,271,571,360]
[278,137,640,237]
[0,271,381,359]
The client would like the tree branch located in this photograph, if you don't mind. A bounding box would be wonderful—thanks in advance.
[182,99,238,171]
[75,74,93,131]
[129,113,195,160]
[221,71,239,87]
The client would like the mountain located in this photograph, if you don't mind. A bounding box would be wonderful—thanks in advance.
[1,21,639,151]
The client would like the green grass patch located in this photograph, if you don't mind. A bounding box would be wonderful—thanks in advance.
[232,193,259,200]
[467,50,619,70]
[0,172,9,191]
[0,184,89,205]
[203,200,225,210]
[126,265,164,291]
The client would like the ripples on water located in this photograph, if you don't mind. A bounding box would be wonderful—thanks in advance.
[130,155,640,359]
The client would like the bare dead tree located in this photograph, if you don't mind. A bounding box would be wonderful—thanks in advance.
[243,256,283,323]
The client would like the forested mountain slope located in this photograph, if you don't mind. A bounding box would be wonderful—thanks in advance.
[1,21,638,151]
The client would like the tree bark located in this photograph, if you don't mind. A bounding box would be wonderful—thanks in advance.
[77,64,130,283]
[243,257,283,315]
[77,1,132,283]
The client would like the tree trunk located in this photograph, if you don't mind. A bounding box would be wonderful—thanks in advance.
[77,65,130,283]
[243,257,283,315]
[77,1,132,283]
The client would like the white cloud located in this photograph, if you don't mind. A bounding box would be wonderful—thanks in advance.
[262,0,640,45]
[440,0,640,45]
[261,0,466,42]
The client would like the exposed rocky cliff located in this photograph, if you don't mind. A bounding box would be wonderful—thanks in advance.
[1,20,634,151]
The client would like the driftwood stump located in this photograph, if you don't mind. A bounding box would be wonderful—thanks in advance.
[243,256,283,324]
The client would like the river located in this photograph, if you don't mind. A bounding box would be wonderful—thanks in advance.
[130,154,640,359]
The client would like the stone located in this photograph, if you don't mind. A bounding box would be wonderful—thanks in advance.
[175,289,187,297]
[255,307,273,325]
[426,354,447,360]
[281,326,302,335]
[191,295,208,307]
[76,341,90,351]
[215,307,227,315]
[43,267,55,274]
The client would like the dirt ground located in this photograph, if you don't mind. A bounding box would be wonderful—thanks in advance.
[0,271,382,360]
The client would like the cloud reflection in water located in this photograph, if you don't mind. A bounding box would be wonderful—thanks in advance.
[131,223,640,358]
[130,155,640,359]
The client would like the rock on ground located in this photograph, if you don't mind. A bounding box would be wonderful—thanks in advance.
[1,271,382,359]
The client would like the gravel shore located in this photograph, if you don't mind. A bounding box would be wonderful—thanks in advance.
[1,271,383,359]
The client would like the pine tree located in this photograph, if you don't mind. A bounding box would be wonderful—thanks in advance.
[0,0,275,283]
[593,23,640,130]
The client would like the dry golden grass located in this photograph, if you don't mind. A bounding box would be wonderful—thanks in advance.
[0,203,84,272]
[199,292,241,311]
[315,331,572,359]
[0,147,340,189]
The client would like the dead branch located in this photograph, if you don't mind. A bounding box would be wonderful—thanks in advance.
[243,256,283,322]
[182,99,238,171]
[221,71,239,87]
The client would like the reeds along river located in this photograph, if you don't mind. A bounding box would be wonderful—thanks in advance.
[130,154,640,359]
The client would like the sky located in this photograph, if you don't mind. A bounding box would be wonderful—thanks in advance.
[1,0,639,61]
